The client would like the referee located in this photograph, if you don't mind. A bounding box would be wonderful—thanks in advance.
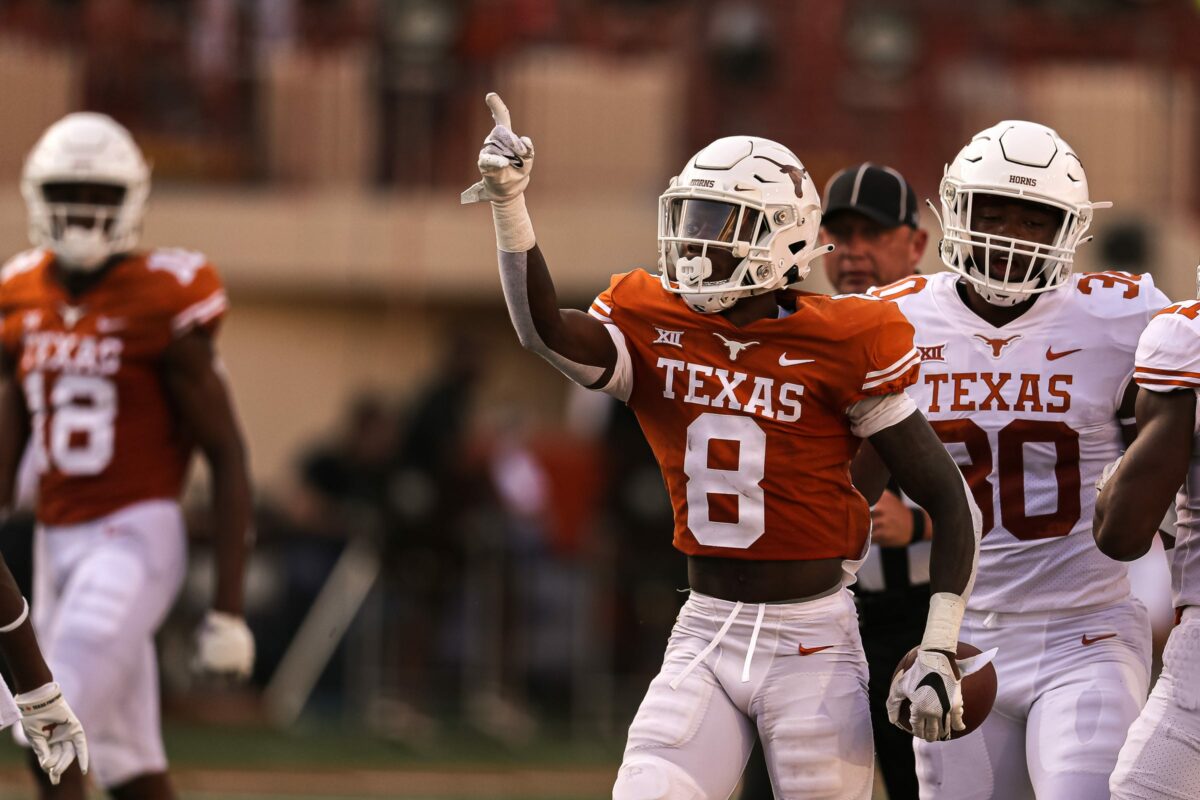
[738,164,933,799]
[824,163,931,800]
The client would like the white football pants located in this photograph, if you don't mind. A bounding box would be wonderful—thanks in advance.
[915,598,1151,799]
[613,589,873,800]
[31,499,187,788]
[1110,609,1200,799]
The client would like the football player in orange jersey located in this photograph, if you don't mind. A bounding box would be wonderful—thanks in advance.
[0,113,255,800]
[464,93,983,799]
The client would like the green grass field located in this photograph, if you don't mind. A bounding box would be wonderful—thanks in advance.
[0,721,621,799]
[0,722,889,799]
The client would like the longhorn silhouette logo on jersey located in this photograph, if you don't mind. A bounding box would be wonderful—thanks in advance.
[59,304,84,330]
[713,332,760,361]
[973,334,1022,359]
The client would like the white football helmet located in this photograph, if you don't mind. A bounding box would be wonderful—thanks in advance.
[658,136,828,314]
[933,120,1110,306]
[21,112,150,272]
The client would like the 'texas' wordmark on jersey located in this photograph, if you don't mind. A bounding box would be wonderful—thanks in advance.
[921,370,1073,414]
[873,270,1168,613]
[21,329,124,376]
[656,356,805,422]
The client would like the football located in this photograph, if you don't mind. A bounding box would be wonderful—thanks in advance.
[891,641,997,739]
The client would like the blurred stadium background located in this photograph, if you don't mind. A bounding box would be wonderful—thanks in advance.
[0,0,1196,797]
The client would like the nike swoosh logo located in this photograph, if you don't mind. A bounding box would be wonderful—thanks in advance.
[96,317,126,333]
[1046,347,1082,361]
[779,355,815,366]
[797,643,833,656]
[1081,633,1118,646]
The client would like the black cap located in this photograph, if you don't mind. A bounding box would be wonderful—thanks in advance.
[823,163,919,229]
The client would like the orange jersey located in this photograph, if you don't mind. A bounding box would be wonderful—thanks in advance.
[590,270,919,561]
[0,248,227,525]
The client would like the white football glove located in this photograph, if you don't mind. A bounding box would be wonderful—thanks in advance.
[1096,454,1124,495]
[461,93,535,205]
[14,682,87,785]
[193,610,255,680]
[887,649,963,742]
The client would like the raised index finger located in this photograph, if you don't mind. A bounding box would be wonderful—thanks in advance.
[485,92,512,129]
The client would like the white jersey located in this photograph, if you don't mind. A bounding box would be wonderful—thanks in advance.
[1134,300,1200,611]
[873,270,1168,612]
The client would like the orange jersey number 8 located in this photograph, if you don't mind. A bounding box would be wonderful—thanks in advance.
[683,413,766,548]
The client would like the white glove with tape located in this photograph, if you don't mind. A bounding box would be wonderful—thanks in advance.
[462,93,534,205]
[194,610,255,680]
[14,682,87,785]
[462,93,537,252]
[887,649,963,742]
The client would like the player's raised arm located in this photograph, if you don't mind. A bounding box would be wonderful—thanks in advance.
[463,93,616,387]
[869,409,982,742]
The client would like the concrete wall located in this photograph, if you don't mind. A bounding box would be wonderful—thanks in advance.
[0,187,1194,490]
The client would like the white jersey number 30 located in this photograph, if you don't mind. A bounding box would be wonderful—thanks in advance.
[24,372,117,476]
[932,418,1081,539]
[683,413,766,548]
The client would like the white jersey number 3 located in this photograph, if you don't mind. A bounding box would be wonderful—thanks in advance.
[24,372,117,476]
[684,413,766,548]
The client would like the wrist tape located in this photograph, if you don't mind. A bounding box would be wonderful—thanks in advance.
[491,194,536,253]
[921,592,965,653]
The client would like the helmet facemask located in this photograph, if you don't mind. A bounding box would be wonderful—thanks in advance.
[658,192,778,314]
[937,184,1088,307]
[30,182,134,272]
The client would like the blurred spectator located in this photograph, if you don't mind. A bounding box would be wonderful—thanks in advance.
[708,0,772,85]
[380,336,491,730]
[301,393,398,522]
[251,393,398,694]
[379,0,462,184]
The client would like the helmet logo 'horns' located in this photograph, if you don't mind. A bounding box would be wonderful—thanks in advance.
[758,156,807,199]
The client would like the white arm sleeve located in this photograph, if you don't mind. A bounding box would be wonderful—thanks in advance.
[497,249,612,390]
[599,324,633,402]
[847,392,918,438]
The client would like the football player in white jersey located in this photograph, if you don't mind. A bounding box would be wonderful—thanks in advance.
[1095,293,1200,799]
[864,120,1168,798]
